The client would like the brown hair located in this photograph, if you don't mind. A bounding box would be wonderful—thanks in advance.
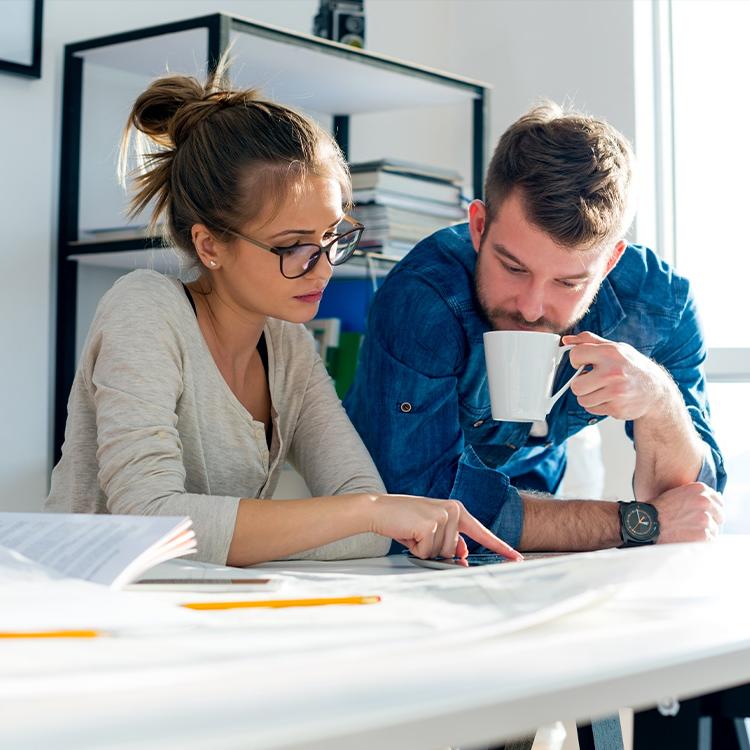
[118,64,351,265]
[483,102,634,249]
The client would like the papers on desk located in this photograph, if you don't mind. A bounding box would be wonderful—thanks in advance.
[164,552,643,656]
[0,513,200,635]
[0,512,196,588]
[3,540,750,750]
[4,539,749,710]
[0,546,200,633]
[7,522,746,654]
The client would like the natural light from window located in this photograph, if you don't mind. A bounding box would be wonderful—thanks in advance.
[670,0,749,530]
[704,383,750,532]
[671,0,750,349]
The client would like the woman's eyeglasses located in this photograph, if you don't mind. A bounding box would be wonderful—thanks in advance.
[222,215,365,279]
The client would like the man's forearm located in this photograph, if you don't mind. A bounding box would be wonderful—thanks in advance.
[632,378,705,500]
[519,494,621,551]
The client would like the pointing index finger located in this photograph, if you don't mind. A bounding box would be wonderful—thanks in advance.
[458,510,523,561]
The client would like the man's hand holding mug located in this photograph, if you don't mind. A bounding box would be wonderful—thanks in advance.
[562,331,674,421]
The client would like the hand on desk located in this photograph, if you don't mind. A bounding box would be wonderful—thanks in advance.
[367,495,523,561]
[652,483,725,543]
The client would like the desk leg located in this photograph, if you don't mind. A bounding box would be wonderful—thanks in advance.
[577,723,596,750]
[634,684,750,749]
[710,717,750,750]
[633,697,705,750]
[703,684,750,750]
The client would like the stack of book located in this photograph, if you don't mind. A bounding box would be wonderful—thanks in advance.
[350,159,467,258]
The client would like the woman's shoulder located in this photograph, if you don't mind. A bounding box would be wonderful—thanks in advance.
[77,270,194,382]
[95,270,188,325]
[108,268,183,299]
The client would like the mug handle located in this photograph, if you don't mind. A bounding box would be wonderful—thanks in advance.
[548,344,585,408]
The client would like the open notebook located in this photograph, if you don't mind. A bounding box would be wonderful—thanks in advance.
[0,512,196,589]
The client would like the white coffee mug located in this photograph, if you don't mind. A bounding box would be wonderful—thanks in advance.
[483,330,584,422]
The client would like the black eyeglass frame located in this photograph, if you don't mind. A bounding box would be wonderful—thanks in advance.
[221,214,365,279]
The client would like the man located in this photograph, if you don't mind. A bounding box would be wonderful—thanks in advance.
[345,103,725,552]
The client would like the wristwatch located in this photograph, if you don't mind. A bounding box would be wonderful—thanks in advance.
[618,500,660,546]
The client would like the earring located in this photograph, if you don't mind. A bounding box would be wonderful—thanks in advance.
[209,260,217,268]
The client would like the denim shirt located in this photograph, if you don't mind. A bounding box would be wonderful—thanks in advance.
[344,224,726,550]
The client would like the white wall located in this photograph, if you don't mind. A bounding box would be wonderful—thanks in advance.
[0,0,639,511]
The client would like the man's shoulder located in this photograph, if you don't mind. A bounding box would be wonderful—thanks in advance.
[376,224,476,305]
[363,225,474,372]
[609,244,690,313]
[370,224,477,323]
[389,224,474,282]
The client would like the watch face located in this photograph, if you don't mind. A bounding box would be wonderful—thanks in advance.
[624,504,657,541]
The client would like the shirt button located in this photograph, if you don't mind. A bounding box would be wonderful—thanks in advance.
[399,402,412,413]
[505,443,517,451]
[587,417,599,426]
[473,420,484,428]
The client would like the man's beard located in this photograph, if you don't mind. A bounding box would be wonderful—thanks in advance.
[474,270,595,336]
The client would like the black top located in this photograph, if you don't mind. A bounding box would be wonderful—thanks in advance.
[182,283,268,372]
[182,283,271,446]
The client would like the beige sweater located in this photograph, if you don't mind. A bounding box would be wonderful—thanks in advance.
[46,270,389,564]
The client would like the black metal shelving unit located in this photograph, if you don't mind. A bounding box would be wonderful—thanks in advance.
[54,12,491,459]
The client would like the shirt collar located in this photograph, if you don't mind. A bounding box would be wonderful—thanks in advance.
[573,276,625,338]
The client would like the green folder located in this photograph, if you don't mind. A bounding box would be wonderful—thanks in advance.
[328,332,363,400]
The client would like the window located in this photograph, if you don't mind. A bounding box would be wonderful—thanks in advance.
[706,384,750,532]
[671,0,750,349]
[664,0,750,529]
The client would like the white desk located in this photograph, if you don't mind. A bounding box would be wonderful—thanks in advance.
[2,539,750,749]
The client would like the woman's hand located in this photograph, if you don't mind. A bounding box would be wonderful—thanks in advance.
[364,494,523,561]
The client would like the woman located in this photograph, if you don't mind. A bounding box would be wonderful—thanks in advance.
[46,67,520,566]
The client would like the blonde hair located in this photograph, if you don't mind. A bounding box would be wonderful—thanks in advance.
[119,63,351,264]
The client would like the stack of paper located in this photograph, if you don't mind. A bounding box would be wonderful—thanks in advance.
[0,512,196,588]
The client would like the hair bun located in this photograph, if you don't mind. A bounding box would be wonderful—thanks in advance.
[129,75,205,149]
[170,88,254,147]
[130,71,263,149]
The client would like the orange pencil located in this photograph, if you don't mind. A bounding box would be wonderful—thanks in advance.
[181,595,381,611]
[0,630,101,639]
